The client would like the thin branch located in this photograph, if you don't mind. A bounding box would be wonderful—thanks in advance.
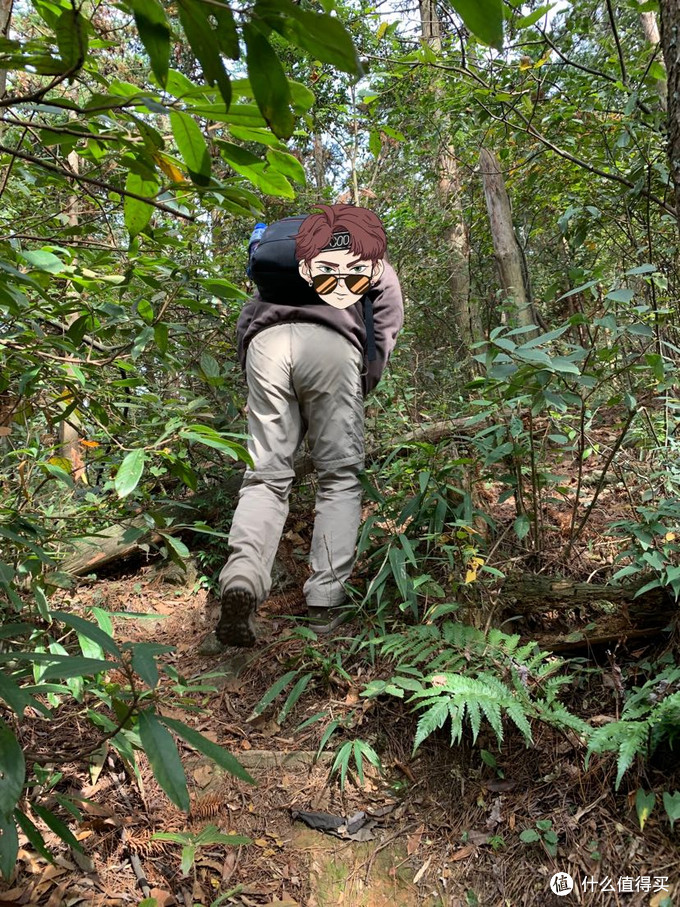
[2,232,126,249]
[0,143,195,220]
[475,99,676,218]
[565,408,637,560]
[605,0,627,85]
[0,115,119,141]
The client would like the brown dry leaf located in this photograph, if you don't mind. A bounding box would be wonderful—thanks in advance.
[468,830,490,845]
[450,844,476,861]
[413,857,431,885]
[149,889,176,907]
[0,890,26,904]
[45,883,69,907]
[192,880,208,903]
[222,850,237,882]
[344,688,360,706]
[407,824,425,856]
[192,764,214,788]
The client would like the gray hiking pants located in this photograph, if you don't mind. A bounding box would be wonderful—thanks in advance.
[219,323,364,610]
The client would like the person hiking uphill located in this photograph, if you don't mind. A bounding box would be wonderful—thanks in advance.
[216,204,404,647]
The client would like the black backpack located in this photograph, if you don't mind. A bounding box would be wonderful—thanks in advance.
[248,216,376,360]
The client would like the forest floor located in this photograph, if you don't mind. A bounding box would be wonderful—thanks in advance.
[3,427,680,907]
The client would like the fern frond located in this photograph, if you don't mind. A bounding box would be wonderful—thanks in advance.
[413,698,450,752]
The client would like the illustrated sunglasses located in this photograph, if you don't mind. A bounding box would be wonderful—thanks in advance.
[312,272,372,296]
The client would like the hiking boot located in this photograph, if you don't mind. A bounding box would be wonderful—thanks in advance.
[216,587,257,647]
[307,605,352,635]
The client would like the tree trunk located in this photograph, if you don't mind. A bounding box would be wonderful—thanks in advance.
[639,11,667,110]
[479,148,536,332]
[58,148,86,483]
[313,134,325,194]
[658,0,680,229]
[419,0,480,364]
[0,0,12,99]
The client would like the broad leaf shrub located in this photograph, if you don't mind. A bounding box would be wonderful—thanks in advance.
[0,584,254,877]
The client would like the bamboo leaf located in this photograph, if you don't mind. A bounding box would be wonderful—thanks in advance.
[160,716,255,784]
[51,610,121,657]
[138,709,190,811]
[0,813,18,880]
[0,721,25,819]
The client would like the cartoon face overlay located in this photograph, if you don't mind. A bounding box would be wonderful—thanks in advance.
[295,204,387,310]
[299,248,385,310]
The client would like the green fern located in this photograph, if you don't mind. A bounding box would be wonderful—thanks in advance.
[362,619,583,756]
[586,670,680,788]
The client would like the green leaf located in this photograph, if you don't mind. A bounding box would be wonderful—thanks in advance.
[249,670,298,720]
[170,110,211,185]
[50,611,121,657]
[0,813,18,880]
[161,534,191,561]
[519,828,540,843]
[55,6,88,69]
[219,142,294,198]
[32,802,83,851]
[41,655,111,680]
[124,171,159,238]
[606,288,635,304]
[278,673,312,725]
[200,351,220,378]
[450,0,503,49]
[138,709,190,811]
[0,721,25,820]
[14,809,53,864]
[0,674,32,717]
[130,642,173,688]
[154,322,169,354]
[131,0,171,86]
[513,515,531,540]
[20,250,66,273]
[266,148,306,186]
[635,788,655,831]
[516,3,554,28]
[160,716,255,784]
[244,24,294,140]
[177,0,232,108]
[663,791,680,830]
[262,1,361,77]
[115,449,146,498]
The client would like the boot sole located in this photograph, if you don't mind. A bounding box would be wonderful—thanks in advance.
[216,587,257,647]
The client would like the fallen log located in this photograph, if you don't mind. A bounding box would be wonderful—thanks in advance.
[502,573,672,616]
[503,573,677,651]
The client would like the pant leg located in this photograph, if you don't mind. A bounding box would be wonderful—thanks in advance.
[290,325,365,609]
[304,462,363,608]
[219,325,303,603]
[218,472,292,603]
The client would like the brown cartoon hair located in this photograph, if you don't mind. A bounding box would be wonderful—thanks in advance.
[295,204,386,263]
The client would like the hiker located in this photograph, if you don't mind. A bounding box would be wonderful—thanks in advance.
[216,204,404,646]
